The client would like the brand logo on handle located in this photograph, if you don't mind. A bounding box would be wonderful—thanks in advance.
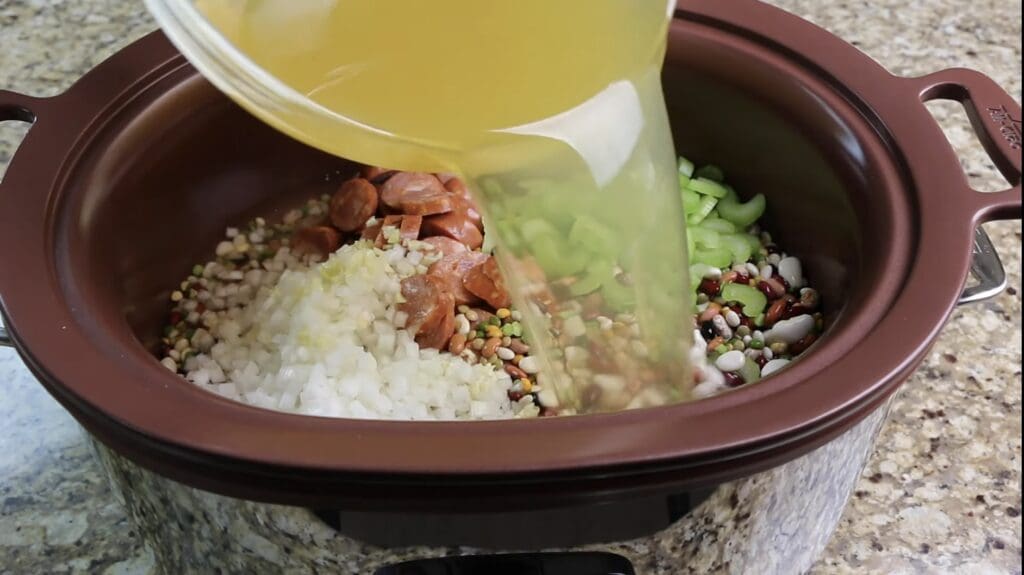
[987,105,1022,150]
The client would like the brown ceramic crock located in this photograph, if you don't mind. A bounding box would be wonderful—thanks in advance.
[0,0,1020,513]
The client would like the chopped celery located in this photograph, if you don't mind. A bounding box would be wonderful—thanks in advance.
[717,193,767,229]
[517,178,554,193]
[682,188,702,215]
[692,263,716,280]
[570,260,614,296]
[688,195,719,226]
[530,236,586,278]
[689,226,721,249]
[688,177,730,199]
[693,247,734,268]
[694,165,725,182]
[738,233,762,253]
[570,273,603,296]
[678,156,696,178]
[687,230,696,261]
[721,283,768,317]
[699,217,738,234]
[569,215,619,256]
[521,218,559,240]
[602,279,637,311]
[494,220,521,252]
[722,233,754,264]
[739,358,762,384]
[679,173,692,191]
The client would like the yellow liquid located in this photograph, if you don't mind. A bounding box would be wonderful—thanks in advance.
[197,0,693,412]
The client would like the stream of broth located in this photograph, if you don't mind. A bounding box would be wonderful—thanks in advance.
[195,0,693,413]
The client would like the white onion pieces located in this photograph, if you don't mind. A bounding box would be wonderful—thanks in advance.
[184,240,536,420]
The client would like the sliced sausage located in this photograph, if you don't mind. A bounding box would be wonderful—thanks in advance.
[374,215,422,248]
[421,236,468,259]
[330,178,379,232]
[291,226,342,258]
[417,297,456,350]
[441,179,484,231]
[361,165,397,184]
[463,256,511,309]
[443,177,473,202]
[422,209,484,250]
[436,172,458,185]
[443,183,484,230]
[399,275,455,349]
[428,251,489,307]
[399,215,423,242]
[380,172,453,216]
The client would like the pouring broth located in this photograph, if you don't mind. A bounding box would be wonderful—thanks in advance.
[194,0,693,412]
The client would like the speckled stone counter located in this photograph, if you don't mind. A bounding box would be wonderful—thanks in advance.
[1,1,1020,573]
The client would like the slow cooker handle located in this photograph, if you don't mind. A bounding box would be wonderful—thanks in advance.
[912,69,1022,305]
[0,89,43,347]
[914,68,1022,220]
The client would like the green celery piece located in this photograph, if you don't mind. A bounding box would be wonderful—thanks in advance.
[570,260,615,297]
[602,280,637,311]
[738,233,762,252]
[682,188,702,215]
[739,358,762,384]
[690,226,721,249]
[690,263,716,291]
[688,195,719,226]
[678,156,696,178]
[722,233,754,265]
[694,165,725,182]
[693,247,734,268]
[687,230,696,261]
[679,173,692,194]
[529,235,562,276]
[699,216,737,234]
[721,283,768,317]
[688,177,730,199]
[717,193,767,229]
[569,215,619,257]
[496,218,521,245]
[529,236,586,279]
[570,274,603,296]
[520,218,560,240]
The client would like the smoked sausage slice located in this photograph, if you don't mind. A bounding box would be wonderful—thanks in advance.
[421,236,468,258]
[330,178,379,232]
[443,180,484,230]
[399,274,455,350]
[422,205,483,250]
[463,256,511,309]
[291,226,342,258]
[428,251,489,307]
[380,172,453,216]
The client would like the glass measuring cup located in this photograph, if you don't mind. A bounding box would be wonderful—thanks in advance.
[145,0,694,414]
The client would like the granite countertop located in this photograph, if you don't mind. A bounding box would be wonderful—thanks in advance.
[1,1,1020,573]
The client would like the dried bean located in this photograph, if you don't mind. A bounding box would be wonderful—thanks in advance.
[448,333,467,355]
[509,340,530,354]
[481,337,502,359]
[505,364,529,380]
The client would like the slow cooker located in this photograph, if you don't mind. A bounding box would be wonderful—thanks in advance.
[0,0,1019,573]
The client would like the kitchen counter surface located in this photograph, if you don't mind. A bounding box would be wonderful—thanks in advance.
[1,1,1020,573]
